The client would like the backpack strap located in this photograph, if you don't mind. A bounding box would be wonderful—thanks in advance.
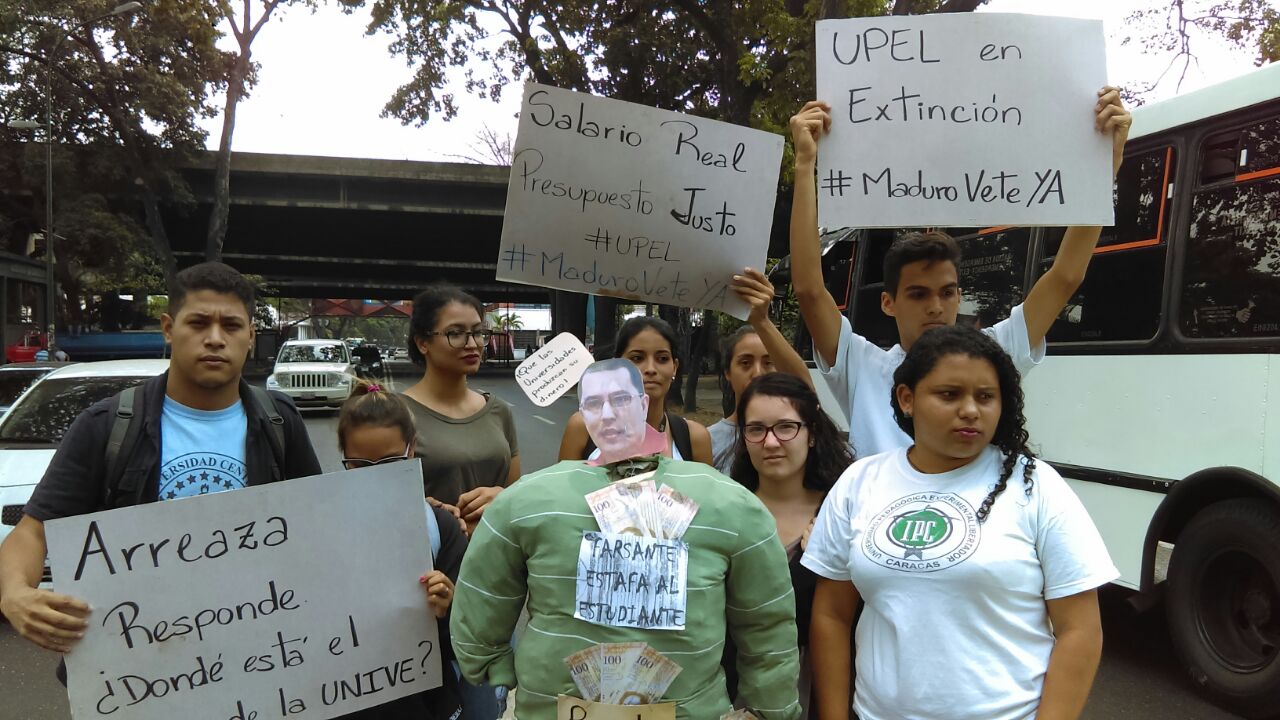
[247,386,287,482]
[104,385,146,507]
[667,412,693,461]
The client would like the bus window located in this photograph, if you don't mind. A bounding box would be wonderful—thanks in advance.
[1180,175,1280,339]
[1039,147,1173,343]
[1240,116,1280,178]
[850,229,906,348]
[955,228,1031,330]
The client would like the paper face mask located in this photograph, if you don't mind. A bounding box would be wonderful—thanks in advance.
[579,359,654,464]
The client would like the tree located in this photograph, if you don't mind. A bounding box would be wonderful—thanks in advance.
[447,124,514,165]
[488,309,524,331]
[1,0,230,287]
[206,0,318,261]
[1122,0,1278,101]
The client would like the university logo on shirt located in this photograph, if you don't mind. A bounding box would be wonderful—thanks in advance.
[158,453,247,501]
[862,492,981,573]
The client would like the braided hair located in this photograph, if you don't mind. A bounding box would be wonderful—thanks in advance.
[890,325,1036,523]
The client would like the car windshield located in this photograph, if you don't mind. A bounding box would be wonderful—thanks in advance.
[0,369,52,408]
[278,344,347,363]
[0,376,150,444]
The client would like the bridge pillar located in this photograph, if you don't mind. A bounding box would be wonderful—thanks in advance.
[551,290,588,345]
[592,296,619,359]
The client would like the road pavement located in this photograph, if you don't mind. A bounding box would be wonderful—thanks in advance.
[0,369,1243,719]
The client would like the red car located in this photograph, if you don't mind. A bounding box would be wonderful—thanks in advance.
[4,331,45,364]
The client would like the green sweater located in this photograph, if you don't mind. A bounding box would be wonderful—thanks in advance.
[451,458,801,719]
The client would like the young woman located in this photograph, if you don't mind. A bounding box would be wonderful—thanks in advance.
[804,326,1118,720]
[336,381,464,720]
[558,316,714,464]
[710,269,815,474]
[403,284,519,533]
[723,372,852,718]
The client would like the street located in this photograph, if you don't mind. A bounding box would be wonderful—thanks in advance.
[0,369,1243,719]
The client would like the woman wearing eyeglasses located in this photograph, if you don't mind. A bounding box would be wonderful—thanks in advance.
[724,372,853,719]
[403,284,520,535]
[335,380,466,720]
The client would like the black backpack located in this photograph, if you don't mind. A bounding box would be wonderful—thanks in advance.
[102,383,287,508]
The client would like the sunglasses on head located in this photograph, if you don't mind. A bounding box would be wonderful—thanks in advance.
[341,440,413,470]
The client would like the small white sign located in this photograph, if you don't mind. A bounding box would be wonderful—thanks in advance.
[515,332,594,406]
[574,532,688,631]
[815,13,1112,227]
[496,83,785,319]
[45,461,442,720]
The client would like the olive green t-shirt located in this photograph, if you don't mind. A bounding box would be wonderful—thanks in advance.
[402,392,519,505]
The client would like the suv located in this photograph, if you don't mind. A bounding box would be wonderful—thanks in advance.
[267,339,354,408]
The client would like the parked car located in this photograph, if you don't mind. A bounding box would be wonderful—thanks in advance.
[0,362,72,416]
[4,330,45,363]
[266,339,354,408]
[0,360,169,567]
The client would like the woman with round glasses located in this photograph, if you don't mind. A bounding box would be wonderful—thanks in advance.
[559,316,714,464]
[335,379,467,720]
[724,372,853,719]
[403,284,519,536]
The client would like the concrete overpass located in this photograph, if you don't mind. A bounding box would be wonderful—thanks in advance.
[169,151,551,304]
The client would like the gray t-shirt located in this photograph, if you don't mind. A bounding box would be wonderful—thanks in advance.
[402,392,519,506]
[708,417,737,476]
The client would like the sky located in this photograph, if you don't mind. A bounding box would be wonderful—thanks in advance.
[199,0,1265,163]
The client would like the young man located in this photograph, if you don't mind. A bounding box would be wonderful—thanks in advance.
[789,88,1132,457]
[451,360,801,719]
[0,262,321,654]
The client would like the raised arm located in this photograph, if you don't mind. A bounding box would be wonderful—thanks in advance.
[1023,87,1131,346]
[732,268,815,389]
[789,101,843,367]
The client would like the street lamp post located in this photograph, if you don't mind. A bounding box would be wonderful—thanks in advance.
[20,1,142,356]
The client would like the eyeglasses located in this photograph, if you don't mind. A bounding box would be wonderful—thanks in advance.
[424,329,494,348]
[580,392,642,414]
[743,421,806,444]
[342,441,413,470]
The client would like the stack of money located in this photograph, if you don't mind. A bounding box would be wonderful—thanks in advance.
[586,472,699,539]
[564,642,683,705]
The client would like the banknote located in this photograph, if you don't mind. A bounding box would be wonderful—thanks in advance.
[563,645,604,702]
[655,485,699,539]
[586,484,647,536]
[598,642,648,704]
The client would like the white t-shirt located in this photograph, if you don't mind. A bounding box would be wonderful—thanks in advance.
[814,305,1045,458]
[801,446,1118,720]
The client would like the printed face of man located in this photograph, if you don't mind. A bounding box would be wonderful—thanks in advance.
[580,367,650,461]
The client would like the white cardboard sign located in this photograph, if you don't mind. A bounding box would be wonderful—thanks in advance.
[574,532,688,631]
[45,461,441,720]
[496,83,786,319]
[515,332,594,406]
[816,13,1113,227]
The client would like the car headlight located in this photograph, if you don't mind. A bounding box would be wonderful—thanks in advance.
[335,374,351,386]
[266,374,280,388]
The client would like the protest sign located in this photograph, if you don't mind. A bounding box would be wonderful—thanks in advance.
[575,532,688,631]
[815,13,1112,227]
[516,332,593,406]
[45,461,441,720]
[496,83,785,320]
[557,695,676,720]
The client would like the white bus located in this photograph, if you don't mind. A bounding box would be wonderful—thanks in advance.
[798,63,1280,717]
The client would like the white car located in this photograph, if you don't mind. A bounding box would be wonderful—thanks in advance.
[267,339,355,408]
[0,360,170,563]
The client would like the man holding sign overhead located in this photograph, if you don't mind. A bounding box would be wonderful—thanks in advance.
[790,14,1131,459]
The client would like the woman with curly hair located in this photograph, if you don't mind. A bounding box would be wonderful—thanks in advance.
[722,372,852,718]
[803,325,1117,720]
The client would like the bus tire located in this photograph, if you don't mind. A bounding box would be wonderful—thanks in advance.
[1166,498,1280,719]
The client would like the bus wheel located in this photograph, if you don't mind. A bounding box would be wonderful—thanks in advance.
[1166,498,1280,719]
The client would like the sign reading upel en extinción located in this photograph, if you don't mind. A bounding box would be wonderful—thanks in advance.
[816,13,1113,227]
[496,83,785,320]
[45,461,441,720]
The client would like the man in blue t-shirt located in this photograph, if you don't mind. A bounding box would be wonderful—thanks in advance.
[0,262,321,654]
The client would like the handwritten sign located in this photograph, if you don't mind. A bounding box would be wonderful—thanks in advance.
[557,695,676,720]
[816,13,1112,227]
[575,532,688,631]
[45,461,441,720]
[496,83,785,320]
[516,332,594,406]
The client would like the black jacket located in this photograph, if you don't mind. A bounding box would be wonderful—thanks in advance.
[24,372,321,522]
